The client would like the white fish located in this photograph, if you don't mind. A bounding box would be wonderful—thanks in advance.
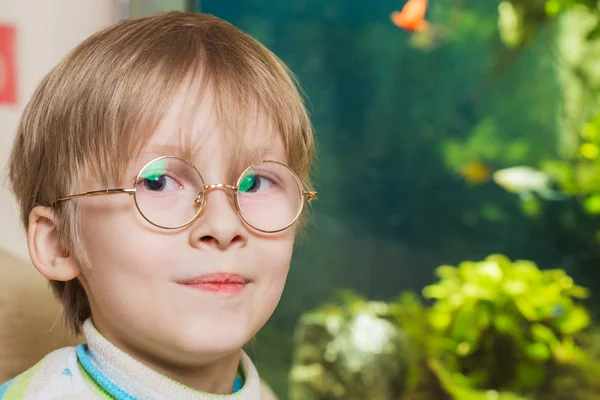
[493,166,565,201]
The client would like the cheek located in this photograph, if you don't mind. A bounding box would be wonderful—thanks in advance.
[253,233,295,315]
[258,231,294,278]
[77,199,175,293]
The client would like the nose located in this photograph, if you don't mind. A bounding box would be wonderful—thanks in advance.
[188,185,247,250]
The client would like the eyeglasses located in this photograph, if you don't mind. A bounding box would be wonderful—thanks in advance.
[52,156,317,233]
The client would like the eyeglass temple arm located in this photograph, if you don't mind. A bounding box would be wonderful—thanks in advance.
[303,190,317,202]
[52,188,135,205]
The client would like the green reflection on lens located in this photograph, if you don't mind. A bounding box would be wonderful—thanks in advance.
[239,173,255,193]
[140,159,169,181]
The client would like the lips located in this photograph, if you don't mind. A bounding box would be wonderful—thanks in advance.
[177,272,250,294]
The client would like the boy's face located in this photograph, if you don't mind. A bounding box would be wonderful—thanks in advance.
[76,89,295,367]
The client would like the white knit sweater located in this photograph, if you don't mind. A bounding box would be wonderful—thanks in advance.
[0,319,262,399]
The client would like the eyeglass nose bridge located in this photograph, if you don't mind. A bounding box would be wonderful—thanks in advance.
[194,183,239,204]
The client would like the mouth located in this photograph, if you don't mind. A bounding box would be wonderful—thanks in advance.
[176,272,250,295]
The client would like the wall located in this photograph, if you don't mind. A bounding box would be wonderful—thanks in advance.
[0,1,116,263]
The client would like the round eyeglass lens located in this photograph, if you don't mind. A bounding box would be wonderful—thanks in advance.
[236,161,303,232]
[134,157,205,229]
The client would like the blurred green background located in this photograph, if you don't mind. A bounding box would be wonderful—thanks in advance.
[149,0,600,398]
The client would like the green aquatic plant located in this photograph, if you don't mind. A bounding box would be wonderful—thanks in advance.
[423,254,592,394]
[541,112,600,217]
[497,0,600,51]
[428,358,532,400]
[289,255,598,399]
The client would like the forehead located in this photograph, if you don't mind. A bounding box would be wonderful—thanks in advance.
[132,85,286,174]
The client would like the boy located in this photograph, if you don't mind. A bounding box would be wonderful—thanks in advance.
[1,11,316,400]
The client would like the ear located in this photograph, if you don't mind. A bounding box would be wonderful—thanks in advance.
[27,206,80,281]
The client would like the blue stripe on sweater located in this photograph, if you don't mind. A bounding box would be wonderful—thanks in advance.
[76,344,139,400]
[0,379,14,399]
[233,376,243,393]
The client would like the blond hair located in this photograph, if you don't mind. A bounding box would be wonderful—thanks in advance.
[8,11,315,334]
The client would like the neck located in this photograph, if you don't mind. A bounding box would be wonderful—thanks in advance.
[123,345,242,394]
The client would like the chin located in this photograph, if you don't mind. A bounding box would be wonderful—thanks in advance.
[169,318,255,360]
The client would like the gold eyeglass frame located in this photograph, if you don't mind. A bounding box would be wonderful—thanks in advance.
[51,156,318,233]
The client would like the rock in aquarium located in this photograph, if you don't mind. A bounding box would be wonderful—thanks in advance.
[288,300,409,400]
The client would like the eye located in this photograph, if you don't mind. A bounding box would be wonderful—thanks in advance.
[238,173,275,194]
[138,172,182,193]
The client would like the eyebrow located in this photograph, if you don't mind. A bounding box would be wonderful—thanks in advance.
[124,145,189,184]
[236,146,287,162]
[138,144,191,160]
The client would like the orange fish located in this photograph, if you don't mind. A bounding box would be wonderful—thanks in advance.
[391,0,429,32]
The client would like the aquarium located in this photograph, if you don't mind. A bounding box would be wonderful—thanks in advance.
[197,1,600,399]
